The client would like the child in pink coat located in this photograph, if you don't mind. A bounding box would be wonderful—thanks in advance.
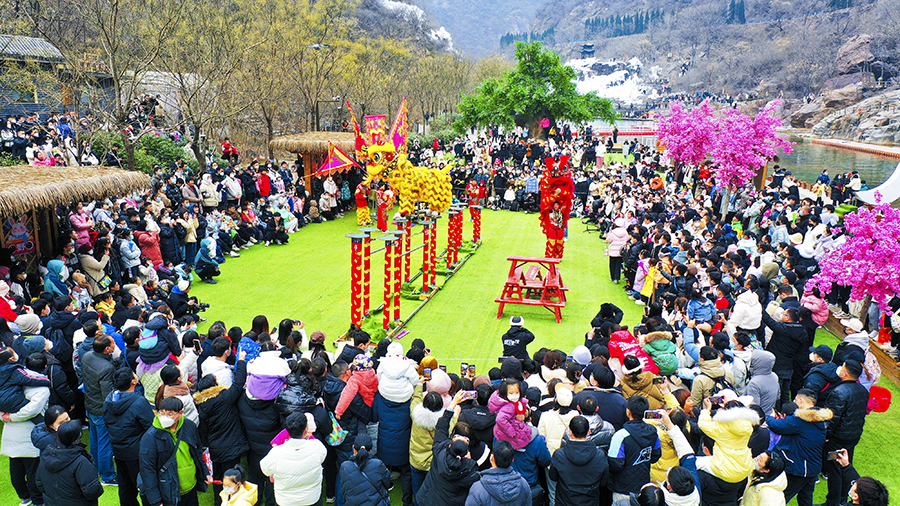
[487,378,535,449]
[335,354,379,418]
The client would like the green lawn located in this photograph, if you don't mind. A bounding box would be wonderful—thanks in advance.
[2,209,898,505]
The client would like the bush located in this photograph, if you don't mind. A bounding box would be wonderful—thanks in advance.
[0,154,23,166]
[133,148,161,174]
[138,134,187,168]
[409,113,459,148]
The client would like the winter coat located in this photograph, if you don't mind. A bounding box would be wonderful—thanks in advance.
[620,371,667,409]
[698,407,759,483]
[192,360,249,462]
[31,423,57,452]
[800,293,829,326]
[590,303,624,330]
[459,404,496,450]
[373,393,412,467]
[416,410,481,506]
[643,332,678,375]
[767,407,832,477]
[36,443,104,506]
[410,383,451,472]
[246,351,290,401]
[139,315,182,365]
[501,326,535,361]
[275,373,318,421]
[605,226,629,257]
[139,417,208,506]
[744,350,780,415]
[336,369,378,417]
[803,362,840,398]
[488,390,533,450]
[1,386,50,458]
[82,350,115,416]
[465,467,530,506]
[607,420,661,494]
[339,455,391,506]
[690,359,736,407]
[825,379,869,441]
[69,211,93,248]
[44,260,69,298]
[103,389,154,461]
[260,436,327,506]
[134,231,163,269]
[237,394,281,455]
[119,239,142,269]
[761,311,807,378]
[158,225,180,264]
[728,290,762,332]
[609,330,660,374]
[575,388,627,430]
[44,308,80,365]
[550,439,609,506]
[376,354,419,403]
[79,254,110,295]
[561,413,615,453]
[740,472,787,506]
[537,408,578,455]
[219,481,258,506]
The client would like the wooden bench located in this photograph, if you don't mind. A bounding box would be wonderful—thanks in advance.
[496,256,568,323]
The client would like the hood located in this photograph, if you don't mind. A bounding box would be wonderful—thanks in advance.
[623,371,654,390]
[104,390,141,416]
[749,350,776,376]
[145,314,169,331]
[698,358,725,377]
[643,331,673,345]
[480,467,526,503]
[795,407,833,423]
[711,406,760,426]
[47,259,65,279]
[755,471,788,493]
[194,384,227,404]
[48,310,76,327]
[461,406,496,431]
[662,487,701,506]
[412,405,446,431]
[377,355,415,380]
[844,332,869,350]
[736,290,760,307]
[560,439,601,466]
[41,444,85,473]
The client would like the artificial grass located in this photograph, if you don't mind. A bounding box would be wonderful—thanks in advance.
[2,209,898,505]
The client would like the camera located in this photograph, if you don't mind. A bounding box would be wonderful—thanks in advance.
[197,302,210,311]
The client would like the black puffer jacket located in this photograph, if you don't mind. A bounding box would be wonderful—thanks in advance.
[275,373,319,421]
[825,379,869,441]
[339,454,392,506]
[103,389,154,461]
[139,315,182,365]
[760,311,807,377]
[590,303,624,330]
[458,404,496,450]
[415,411,481,506]
[193,360,248,462]
[237,395,281,455]
[549,439,609,506]
[158,224,180,264]
[36,443,104,506]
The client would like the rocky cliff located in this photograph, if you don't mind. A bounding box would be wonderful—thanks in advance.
[811,89,900,145]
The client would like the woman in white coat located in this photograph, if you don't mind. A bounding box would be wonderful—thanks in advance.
[1,382,51,506]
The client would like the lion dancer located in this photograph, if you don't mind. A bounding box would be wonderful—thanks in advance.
[355,182,371,225]
[539,155,574,259]
[546,201,565,258]
[465,179,479,221]
[376,182,394,231]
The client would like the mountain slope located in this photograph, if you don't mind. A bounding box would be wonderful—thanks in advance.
[414,0,546,56]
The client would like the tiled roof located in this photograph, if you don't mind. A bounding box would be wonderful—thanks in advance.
[0,34,64,61]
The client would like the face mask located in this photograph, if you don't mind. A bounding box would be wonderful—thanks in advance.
[508,393,520,403]
[223,486,237,495]
[59,267,69,281]
[158,415,176,428]
[809,353,817,362]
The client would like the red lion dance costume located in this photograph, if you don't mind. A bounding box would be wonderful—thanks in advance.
[539,156,574,259]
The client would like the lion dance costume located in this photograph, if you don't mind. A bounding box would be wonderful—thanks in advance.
[354,183,371,225]
[539,156,575,259]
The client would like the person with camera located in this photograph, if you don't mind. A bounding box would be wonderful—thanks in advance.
[822,360,869,506]
[826,448,889,506]
[607,395,661,506]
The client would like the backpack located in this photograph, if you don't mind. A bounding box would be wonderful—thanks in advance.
[701,372,735,396]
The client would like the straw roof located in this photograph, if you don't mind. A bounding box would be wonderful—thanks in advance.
[269,132,356,154]
[0,165,150,216]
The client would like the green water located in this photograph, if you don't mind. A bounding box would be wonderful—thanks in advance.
[770,140,897,187]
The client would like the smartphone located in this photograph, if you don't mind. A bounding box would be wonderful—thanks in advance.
[498,356,508,363]
[826,450,840,461]
[460,363,468,375]
[468,364,476,376]
[652,376,664,384]
[461,390,478,402]
[193,339,202,353]
[644,410,664,420]
[439,364,447,372]
[423,367,432,381]
[293,319,302,326]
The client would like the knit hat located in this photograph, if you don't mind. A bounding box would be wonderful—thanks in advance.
[387,341,404,356]
[500,357,524,381]
[15,314,43,335]
[350,354,373,372]
[789,233,803,245]
[418,355,438,376]
[309,330,326,345]
[22,335,46,356]
[426,368,452,408]
[614,217,625,227]
[509,316,524,327]
[555,387,573,407]
[572,345,591,366]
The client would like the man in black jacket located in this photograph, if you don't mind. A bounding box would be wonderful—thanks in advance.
[36,421,104,506]
[607,395,661,503]
[761,307,807,410]
[82,335,118,485]
[501,316,535,360]
[338,331,370,365]
[139,396,209,506]
[550,416,609,506]
[104,369,154,506]
[822,359,869,506]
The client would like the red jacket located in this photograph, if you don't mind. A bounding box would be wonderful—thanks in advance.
[134,231,163,269]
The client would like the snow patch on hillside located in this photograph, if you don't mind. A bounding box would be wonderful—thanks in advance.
[566,57,659,105]
[378,0,454,49]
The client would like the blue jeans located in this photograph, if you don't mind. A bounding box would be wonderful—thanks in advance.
[88,412,116,482]
[411,467,428,501]
[333,447,353,506]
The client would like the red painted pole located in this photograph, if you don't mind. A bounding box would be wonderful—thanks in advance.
[347,234,365,325]
[446,211,456,270]
[387,230,405,323]
[359,227,378,317]
[473,205,482,243]
[429,218,437,288]
[381,236,395,331]
[404,220,412,282]
[421,221,432,293]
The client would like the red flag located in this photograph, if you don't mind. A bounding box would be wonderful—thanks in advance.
[317,141,360,176]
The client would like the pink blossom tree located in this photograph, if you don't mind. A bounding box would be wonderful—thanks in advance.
[655,100,717,170]
[710,101,792,215]
[808,195,900,311]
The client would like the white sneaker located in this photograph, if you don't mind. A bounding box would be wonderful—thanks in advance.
[240,245,249,250]
[249,237,258,244]
[19,499,32,506]
[230,251,240,258]
[265,241,271,247]
[635,300,646,306]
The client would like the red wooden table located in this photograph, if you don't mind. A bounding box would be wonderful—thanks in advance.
[495,256,568,323]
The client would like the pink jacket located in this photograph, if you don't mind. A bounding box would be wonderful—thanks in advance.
[801,292,829,326]
[69,210,93,247]
[335,369,378,417]
[488,390,533,450]
[606,227,629,257]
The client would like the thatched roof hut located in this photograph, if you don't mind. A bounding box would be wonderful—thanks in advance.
[269,132,356,155]
[0,165,150,216]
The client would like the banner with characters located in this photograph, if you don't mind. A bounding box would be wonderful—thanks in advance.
[3,213,36,258]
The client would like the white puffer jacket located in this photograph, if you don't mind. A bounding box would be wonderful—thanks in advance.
[376,353,419,403]
[727,290,762,335]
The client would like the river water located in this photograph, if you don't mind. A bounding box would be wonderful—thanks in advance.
[594,119,899,187]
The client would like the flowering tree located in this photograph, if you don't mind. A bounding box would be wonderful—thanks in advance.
[655,100,717,168]
[710,101,792,214]
[808,196,900,311]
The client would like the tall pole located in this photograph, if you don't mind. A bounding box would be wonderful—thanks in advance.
[404,220,412,282]
[393,217,408,284]
[388,230,405,323]
[473,205,482,244]
[420,220,432,294]
[346,234,366,325]
[379,235,397,331]
[359,227,378,317]
[446,210,457,270]
[429,217,438,289]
